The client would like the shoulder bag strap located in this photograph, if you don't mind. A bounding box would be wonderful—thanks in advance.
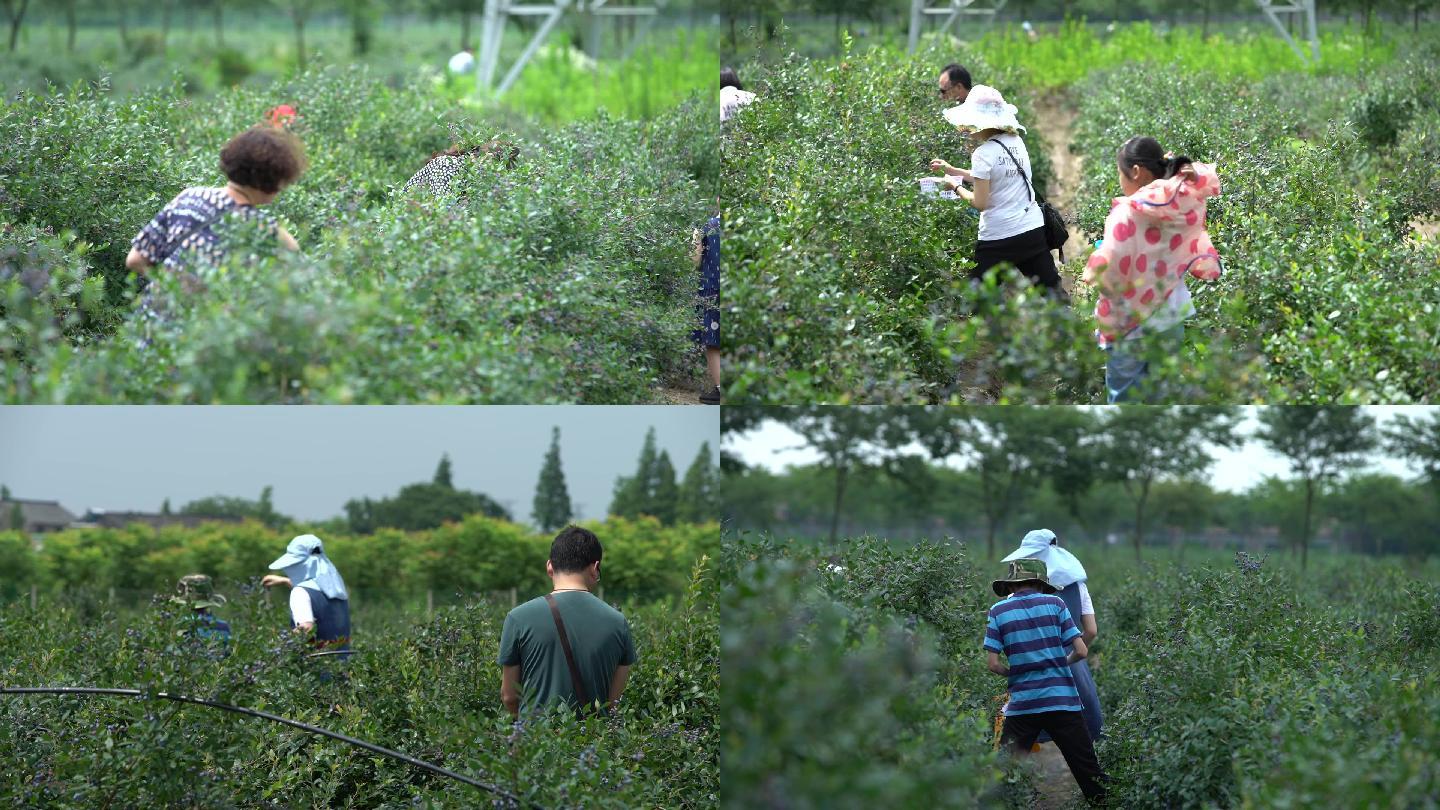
[544,594,592,713]
[989,137,1038,203]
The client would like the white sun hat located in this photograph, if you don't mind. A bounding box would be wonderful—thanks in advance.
[269,534,348,600]
[941,84,1025,135]
[1001,528,1088,589]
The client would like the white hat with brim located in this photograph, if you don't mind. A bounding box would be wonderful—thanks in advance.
[942,84,1025,135]
[1002,529,1088,589]
[269,533,323,570]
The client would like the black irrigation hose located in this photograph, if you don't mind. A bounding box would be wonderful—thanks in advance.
[1,686,538,809]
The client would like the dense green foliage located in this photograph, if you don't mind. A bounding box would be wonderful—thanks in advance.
[722,535,1023,809]
[1069,54,1440,403]
[724,28,1440,403]
[724,532,1440,808]
[0,516,720,606]
[0,64,716,403]
[0,558,717,808]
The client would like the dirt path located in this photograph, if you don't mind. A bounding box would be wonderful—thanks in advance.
[657,384,702,405]
[1411,216,1440,243]
[1030,743,1085,809]
[1033,94,1086,294]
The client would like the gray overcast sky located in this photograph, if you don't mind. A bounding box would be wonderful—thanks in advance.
[726,406,1431,491]
[0,407,718,523]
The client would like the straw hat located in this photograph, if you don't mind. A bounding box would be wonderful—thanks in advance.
[173,574,227,610]
[991,558,1057,598]
[942,84,1026,135]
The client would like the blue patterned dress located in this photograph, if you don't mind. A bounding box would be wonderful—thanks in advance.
[692,215,720,349]
[131,187,272,271]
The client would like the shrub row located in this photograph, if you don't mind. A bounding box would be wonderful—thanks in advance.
[0,557,717,808]
[0,515,720,605]
[0,67,716,403]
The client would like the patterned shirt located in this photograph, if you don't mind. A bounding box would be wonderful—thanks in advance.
[403,155,467,196]
[131,187,270,271]
[984,589,1083,716]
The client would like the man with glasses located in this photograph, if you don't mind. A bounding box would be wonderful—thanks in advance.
[938,63,972,102]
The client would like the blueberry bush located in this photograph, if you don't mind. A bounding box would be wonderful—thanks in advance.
[721,534,1029,809]
[0,557,717,808]
[725,533,1440,808]
[724,30,1440,403]
[0,67,717,403]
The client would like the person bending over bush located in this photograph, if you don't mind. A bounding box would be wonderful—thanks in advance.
[402,137,521,197]
[126,125,304,276]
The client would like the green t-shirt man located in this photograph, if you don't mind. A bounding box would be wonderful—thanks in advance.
[499,526,637,716]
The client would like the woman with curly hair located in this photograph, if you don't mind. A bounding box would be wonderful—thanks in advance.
[126,125,305,275]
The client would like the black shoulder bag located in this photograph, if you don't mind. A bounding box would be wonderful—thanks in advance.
[545,594,594,718]
[989,138,1069,261]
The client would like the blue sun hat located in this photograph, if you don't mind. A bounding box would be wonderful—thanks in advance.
[1001,529,1088,589]
[269,534,348,600]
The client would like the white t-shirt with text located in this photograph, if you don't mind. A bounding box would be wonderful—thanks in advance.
[969,133,1044,242]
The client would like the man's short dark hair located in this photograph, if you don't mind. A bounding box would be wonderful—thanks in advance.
[941,63,972,90]
[220,126,307,194]
[550,526,603,573]
[721,66,742,90]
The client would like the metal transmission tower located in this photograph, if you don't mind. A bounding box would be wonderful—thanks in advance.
[907,0,1010,53]
[907,0,1318,63]
[477,0,668,98]
[1254,0,1319,63]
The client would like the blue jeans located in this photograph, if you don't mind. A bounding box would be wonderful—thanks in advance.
[1105,322,1184,403]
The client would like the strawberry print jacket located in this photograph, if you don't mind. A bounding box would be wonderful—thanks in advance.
[1081,163,1223,345]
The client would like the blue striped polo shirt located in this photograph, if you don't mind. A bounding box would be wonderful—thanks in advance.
[983,590,1082,716]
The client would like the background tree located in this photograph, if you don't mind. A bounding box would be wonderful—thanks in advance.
[1034,408,1106,541]
[720,406,771,473]
[0,485,9,501]
[610,428,660,520]
[161,498,172,516]
[1387,410,1440,493]
[1328,473,1422,555]
[344,466,510,534]
[9,503,22,532]
[651,451,680,525]
[275,0,319,69]
[433,453,454,489]
[779,407,893,544]
[211,0,226,46]
[58,0,79,51]
[532,427,573,532]
[678,442,718,524]
[908,407,1083,559]
[1099,406,1240,561]
[2,0,29,52]
[1255,406,1377,570]
[181,487,291,529]
[340,0,379,55]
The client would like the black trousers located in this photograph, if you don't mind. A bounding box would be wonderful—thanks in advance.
[972,226,1064,292]
[1000,709,1108,803]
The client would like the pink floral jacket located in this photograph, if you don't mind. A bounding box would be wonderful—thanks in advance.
[1082,163,1223,344]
